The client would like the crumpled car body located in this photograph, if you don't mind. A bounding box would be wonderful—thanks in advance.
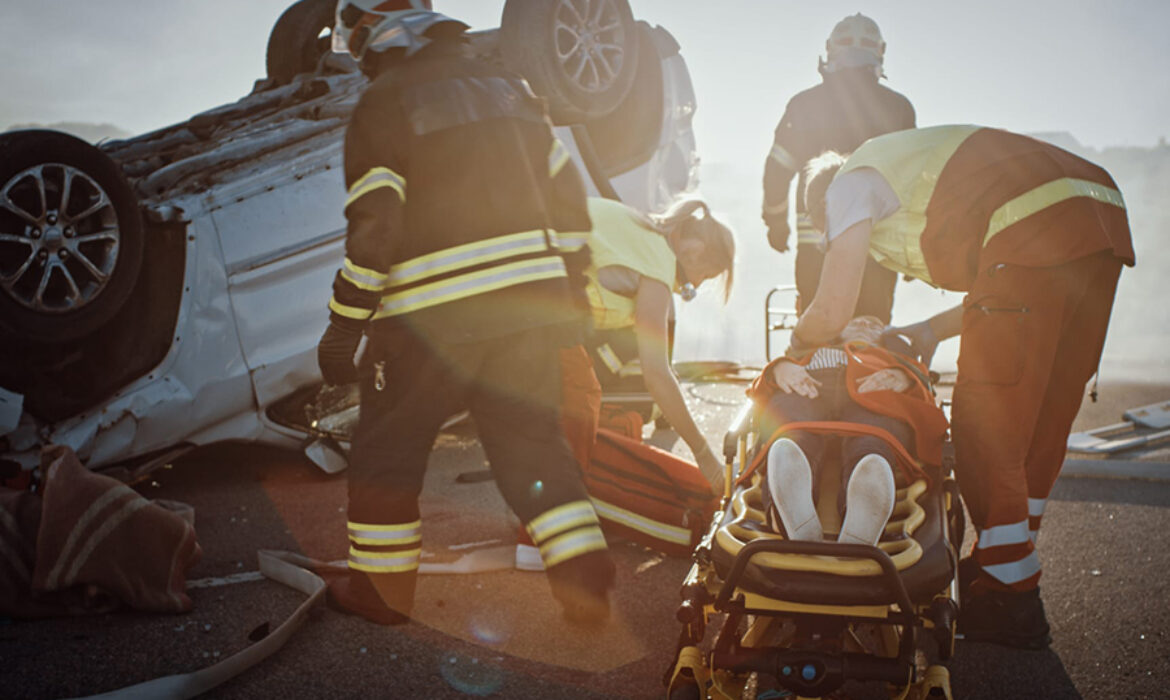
[0,8,698,477]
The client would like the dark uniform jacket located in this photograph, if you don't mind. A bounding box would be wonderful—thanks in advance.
[329,40,592,345]
[763,68,916,246]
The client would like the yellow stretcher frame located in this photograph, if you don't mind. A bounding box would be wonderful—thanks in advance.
[665,396,959,700]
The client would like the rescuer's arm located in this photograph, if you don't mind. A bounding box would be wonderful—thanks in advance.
[791,219,871,349]
[882,305,963,369]
[318,90,408,384]
[762,111,802,253]
[633,278,722,490]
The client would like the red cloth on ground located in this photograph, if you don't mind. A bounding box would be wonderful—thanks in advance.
[0,446,201,618]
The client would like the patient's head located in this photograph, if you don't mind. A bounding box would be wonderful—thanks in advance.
[839,315,884,344]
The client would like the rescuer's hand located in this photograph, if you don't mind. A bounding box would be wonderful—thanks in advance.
[856,368,913,394]
[766,220,791,253]
[317,322,362,385]
[882,321,938,369]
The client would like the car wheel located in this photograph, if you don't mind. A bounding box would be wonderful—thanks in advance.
[0,130,144,344]
[266,0,337,85]
[500,0,640,124]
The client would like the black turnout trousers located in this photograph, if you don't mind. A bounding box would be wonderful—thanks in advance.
[347,323,589,529]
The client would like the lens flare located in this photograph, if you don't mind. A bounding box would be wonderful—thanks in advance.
[438,651,505,696]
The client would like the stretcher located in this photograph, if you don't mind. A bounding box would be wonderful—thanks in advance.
[664,392,963,700]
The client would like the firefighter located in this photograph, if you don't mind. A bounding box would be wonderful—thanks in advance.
[762,13,915,322]
[317,0,613,626]
[797,125,1135,649]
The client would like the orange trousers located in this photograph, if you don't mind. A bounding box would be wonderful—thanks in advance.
[952,251,1122,592]
[559,344,602,471]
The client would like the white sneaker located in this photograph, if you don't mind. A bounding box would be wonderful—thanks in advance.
[838,454,896,546]
[766,438,823,541]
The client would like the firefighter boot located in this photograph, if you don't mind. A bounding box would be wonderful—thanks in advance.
[766,438,823,541]
[959,586,1052,650]
[546,549,616,627]
[838,454,896,546]
[326,569,415,626]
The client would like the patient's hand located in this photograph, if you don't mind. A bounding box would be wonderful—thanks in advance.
[772,361,822,398]
[856,368,912,394]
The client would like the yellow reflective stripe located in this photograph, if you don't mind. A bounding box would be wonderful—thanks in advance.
[538,526,608,568]
[329,297,374,320]
[346,167,406,208]
[549,139,571,177]
[341,258,388,291]
[348,520,421,545]
[590,498,691,546]
[348,547,421,573]
[526,500,599,545]
[555,231,589,252]
[374,256,566,318]
[769,143,798,170]
[795,213,822,245]
[387,230,552,287]
[595,343,625,374]
[984,177,1125,246]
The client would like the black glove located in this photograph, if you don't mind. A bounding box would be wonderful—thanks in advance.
[317,322,363,385]
[881,321,938,369]
[766,219,791,253]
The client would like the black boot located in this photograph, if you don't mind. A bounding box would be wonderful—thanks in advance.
[546,550,616,627]
[958,586,1051,650]
[324,568,413,626]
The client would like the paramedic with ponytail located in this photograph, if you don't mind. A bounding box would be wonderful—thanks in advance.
[581,197,736,491]
[796,126,1134,650]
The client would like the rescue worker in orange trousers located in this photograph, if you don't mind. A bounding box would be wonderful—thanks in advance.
[574,197,735,489]
[796,125,1135,649]
[316,0,613,626]
[762,13,914,322]
[517,197,735,569]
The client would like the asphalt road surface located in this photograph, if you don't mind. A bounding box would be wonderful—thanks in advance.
[3,379,1168,699]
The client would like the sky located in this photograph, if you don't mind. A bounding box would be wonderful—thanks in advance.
[2,0,1168,376]
[3,1,1168,150]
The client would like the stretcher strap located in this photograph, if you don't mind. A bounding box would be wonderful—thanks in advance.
[740,421,929,487]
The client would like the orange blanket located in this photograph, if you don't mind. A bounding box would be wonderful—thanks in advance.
[748,342,950,469]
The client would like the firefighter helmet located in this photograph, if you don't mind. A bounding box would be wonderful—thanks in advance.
[332,0,466,60]
[822,13,886,76]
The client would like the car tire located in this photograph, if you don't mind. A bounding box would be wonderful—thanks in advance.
[266,0,337,85]
[0,130,144,344]
[500,0,640,124]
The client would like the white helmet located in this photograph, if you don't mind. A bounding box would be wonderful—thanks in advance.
[332,0,467,61]
[822,13,886,76]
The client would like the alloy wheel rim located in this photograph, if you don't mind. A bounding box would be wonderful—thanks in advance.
[0,163,121,314]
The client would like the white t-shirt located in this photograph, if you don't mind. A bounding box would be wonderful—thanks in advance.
[824,167,901,244]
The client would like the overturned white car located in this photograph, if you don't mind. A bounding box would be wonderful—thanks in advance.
[0,0,698,477]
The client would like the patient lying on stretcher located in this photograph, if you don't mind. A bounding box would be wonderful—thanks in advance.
[750,316,948,546]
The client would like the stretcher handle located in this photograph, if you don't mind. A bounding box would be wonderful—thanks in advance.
[715,539,917,618]
[722,399,756,462]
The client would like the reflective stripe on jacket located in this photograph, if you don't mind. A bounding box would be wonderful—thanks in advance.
[838,125,1134,291]
[330,40,592,342]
